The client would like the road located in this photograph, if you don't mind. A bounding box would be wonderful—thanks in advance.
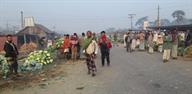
[3,47,192,94]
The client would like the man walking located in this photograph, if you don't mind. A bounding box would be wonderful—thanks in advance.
[98,31,112,66]
[147,31,154,54]
[4,35,19,76]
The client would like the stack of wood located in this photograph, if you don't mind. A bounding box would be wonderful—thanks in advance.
[20,42,37,53]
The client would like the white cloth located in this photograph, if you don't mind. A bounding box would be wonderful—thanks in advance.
[163,49,171,60]
[123,34,128,47]
[85,40,98,55]
[47,40,53,47]
[136,39,140,46]
[131,39,136,50]
[179,32,185,41]
[153,32,158,42]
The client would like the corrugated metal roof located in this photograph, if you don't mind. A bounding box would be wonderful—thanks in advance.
[35,24,53,34]
[17,24,53,34]
[148,24,192,31]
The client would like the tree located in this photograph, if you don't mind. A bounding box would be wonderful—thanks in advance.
[171,10,189,25]
[172,10,185,20]
[135,16,148,28]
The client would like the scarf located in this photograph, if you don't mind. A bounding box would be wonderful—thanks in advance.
[101,35,107,42]
[82,37,93,50]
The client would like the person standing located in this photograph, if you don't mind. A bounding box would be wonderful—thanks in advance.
[147,31,154,54]
[131,32,137,51]
[157,32,164,53]
[163,32,172,63]
[139,31,145,51]
[98,31,112,67]
[123,32,128,48]
[79,33,86,59]
[4,34,19,76]
[82,31,98,77]
[113,33,118,47]
[70,34,78,62]
[171,30,179,59]
[125,32,132,52]
[62,34,71,60]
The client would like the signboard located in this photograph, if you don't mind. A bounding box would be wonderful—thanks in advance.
[24,17,35,27]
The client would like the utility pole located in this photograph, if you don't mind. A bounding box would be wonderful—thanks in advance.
[156,5,160,29]
[21,11,24,29]
[128,14,136,30]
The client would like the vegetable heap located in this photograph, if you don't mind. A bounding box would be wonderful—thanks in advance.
[55,38,64,49]
[0,55,9,79]
[47,38,64,53]
[21,50,53,71]
[184,45,192,57]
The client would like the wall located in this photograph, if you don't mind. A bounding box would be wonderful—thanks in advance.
[0,35,17,51]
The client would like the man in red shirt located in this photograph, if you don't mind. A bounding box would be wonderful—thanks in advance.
[98,31,112,67]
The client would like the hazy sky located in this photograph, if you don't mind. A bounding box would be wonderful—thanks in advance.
[0,0,191,33]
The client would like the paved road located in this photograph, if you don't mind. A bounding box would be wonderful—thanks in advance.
[4,47,192,94]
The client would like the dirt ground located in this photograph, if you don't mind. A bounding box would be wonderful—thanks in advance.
[0,59,80,94]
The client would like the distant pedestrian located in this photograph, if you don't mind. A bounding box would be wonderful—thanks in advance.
[171,30,179,59]
[4,34,19,76]
[82,31,98,77]
[139,31,145,51]
[131,33,137,51]
[79,32,86,59]
[125,32,133,52]
[157,33,164,52]
[62,34,70,60]
[163,32,172,63]
[70,34,78,62]
[123,33,128,48]
[98,31,112,66]
[147,31,154,54]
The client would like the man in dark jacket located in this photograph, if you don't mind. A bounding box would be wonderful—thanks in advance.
[4,35,19,75]
[98,31,112,67]
[125,32,133,52]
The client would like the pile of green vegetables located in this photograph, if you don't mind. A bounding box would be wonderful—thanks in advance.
[0,55,9,79]
[47,38,64,53]
[20,50,53,71]
[55,38,64,49]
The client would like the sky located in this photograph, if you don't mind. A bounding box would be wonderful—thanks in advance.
[0,0,191,34]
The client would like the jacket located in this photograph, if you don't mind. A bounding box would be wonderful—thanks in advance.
[4,41,19,58]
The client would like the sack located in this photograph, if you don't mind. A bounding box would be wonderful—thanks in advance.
[64,48,69,53]
[107,42,112,48]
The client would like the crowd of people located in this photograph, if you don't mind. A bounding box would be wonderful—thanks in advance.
[3,29,191,78]
[124,30,192,63]
[61,31,112,76]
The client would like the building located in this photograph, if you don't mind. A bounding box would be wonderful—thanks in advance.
[16,24,57,49]
[147,24,192,31]
[17,24,55,39]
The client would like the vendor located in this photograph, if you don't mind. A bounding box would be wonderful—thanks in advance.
[4,34,19,76]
